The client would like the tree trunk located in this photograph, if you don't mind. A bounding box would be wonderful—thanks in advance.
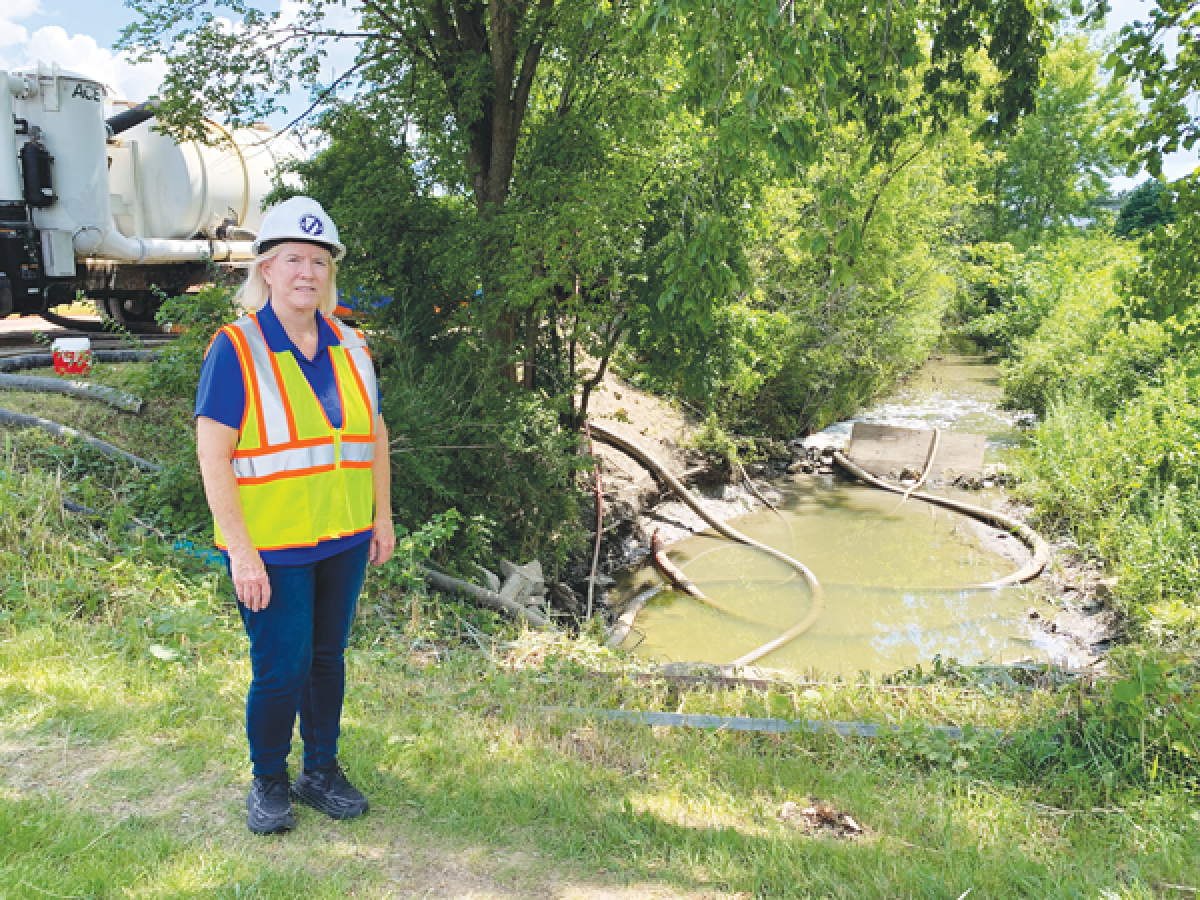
[423,0,556,380]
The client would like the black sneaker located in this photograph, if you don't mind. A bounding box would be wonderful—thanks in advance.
[291,763,369,820]
[246,774,296,835]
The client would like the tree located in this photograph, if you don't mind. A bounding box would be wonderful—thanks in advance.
[976,34,1136,239]
[1097,0,1200,331]
[1115,178,1175,237]
[120,0,1061,380]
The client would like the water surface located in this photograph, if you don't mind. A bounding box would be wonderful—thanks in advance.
[616,354,1048,676]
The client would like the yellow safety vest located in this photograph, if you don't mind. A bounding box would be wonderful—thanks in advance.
[212,312,379,553]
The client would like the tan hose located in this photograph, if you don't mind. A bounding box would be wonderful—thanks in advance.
[832,451,1049,588]
[588,421,824,666]
[901,427,940,503]
[651,528,708,600]
[648,530,762,622]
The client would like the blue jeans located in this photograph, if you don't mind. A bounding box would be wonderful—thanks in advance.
[236,541,369,778]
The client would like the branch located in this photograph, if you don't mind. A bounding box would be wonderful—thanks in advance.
[514,31,549,118]
[856,144,923,252]
[278,57,376,133]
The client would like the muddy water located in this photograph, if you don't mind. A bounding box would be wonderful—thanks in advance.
[616,354,1051,676]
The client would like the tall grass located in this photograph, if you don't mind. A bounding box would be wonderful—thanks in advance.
[1016,375,1200,646]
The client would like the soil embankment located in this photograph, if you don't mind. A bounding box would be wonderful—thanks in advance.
[584,372,779,565]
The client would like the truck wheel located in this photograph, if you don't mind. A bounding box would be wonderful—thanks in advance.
[95,295,167,333]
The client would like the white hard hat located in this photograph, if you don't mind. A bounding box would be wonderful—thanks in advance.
[253,196,346,261]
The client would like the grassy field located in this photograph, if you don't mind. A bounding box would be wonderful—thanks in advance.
[2,367,1198,898]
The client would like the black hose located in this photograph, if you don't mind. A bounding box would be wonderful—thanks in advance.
[0,373,142,412]
[0,349,162,373]
[105,100,159,137]
[0,407,160,472]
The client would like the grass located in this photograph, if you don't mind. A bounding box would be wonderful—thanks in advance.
[1013,383,1200,647]
[2,362,1199,897]
[0,363,190,466]
[2,460,1200,898]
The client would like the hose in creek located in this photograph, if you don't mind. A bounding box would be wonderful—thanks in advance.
[832,450,1049,588]
[901,427,940,503]
[648,529,763,622]
[587,420,824,668]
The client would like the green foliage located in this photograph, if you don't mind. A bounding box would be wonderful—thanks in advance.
[1015,372,1200,641]
[1002,315,1171,417]
[1119,484,1200,641]
[1106,0,1200,181]
[121,283,243,536]
[266,105,473,349]
[375,335,588,573]
[371,510,462,595]
[958,232,1137,358]
[973,35,1136,239]
[985,233,1167,415]
[1103,1,1200,330]
[997,653,1200,799]
[687,413,741,470]
[880,721,988,774]
[622,301,790,414]
[1116,178,1175,237]
[1121,175,1200,339]
[139,283,240,399]
[744,137,961,434]
[120,0,1062,361]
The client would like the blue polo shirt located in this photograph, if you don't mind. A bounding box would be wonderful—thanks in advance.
[195,300,378,565]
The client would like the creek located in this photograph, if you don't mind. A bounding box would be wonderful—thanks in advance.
[613,353,1058,676]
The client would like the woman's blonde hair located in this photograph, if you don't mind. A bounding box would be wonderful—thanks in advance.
[236,242,340,316]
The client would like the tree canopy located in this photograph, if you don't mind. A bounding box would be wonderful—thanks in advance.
[120,0,1063,368]
[975,34,1135,238]
[1115,178,1175,237]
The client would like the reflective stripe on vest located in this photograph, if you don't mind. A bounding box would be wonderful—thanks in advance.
[212,312,378,552]
[325,317,379,419]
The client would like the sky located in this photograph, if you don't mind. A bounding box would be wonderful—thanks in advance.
[0,0,1196,186]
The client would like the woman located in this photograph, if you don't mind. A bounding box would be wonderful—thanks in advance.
[195,196,395,835]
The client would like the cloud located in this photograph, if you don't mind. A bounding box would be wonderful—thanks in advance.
[0,0,41,48]
[0,5,165,102]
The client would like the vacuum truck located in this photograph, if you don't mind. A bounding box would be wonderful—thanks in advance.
[0,62,301,326]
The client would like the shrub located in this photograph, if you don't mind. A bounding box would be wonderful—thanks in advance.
[375,333,588,574]
[958,234,1137,359]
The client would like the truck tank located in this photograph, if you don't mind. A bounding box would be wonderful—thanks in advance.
[2,63,302,325]
[106,107,302,242]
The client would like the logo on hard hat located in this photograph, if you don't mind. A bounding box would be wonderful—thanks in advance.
[299,213,325,237]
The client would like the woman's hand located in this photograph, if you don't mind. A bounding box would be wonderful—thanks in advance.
[370,516,396,566]
[197,416,271,612]
[370,415,395,567]
[230,548,272,611]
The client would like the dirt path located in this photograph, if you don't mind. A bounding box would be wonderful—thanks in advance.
[0,728,740,899]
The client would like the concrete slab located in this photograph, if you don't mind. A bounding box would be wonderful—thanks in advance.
[846,423,985,479]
